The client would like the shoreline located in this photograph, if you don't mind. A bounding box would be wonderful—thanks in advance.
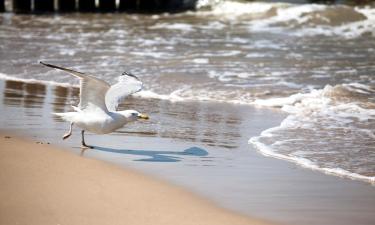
[0,74,373,184]
[249,134,375,185]
[0,133,272,225]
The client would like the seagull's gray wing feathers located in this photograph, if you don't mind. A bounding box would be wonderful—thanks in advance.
[105,73,143,111]
[40,62,110,112]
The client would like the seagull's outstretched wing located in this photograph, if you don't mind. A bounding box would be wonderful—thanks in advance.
[105,72,143,111]
[40,62,110,112]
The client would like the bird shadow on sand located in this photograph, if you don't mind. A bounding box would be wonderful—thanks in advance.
[81,146,209,162]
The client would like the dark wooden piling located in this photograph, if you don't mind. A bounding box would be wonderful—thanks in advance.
[139,0,158,11]
[99,0,116,12]
[78,0,96,12]
[5,0,197,13]
[13,0,32,13]
[58,0,76,12]
[119,0,138,11]
[164,0,183,10]
[34,0,54,12]
[0,0,5,12]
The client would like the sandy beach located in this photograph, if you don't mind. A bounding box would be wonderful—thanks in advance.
[0,133,271,225]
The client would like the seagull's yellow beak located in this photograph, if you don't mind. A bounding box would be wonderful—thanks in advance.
[138,113,149,120]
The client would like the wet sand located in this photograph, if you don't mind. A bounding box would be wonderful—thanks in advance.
[0,133,271,225]
[0,78,374,225]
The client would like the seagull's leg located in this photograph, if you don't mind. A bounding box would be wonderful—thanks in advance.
[62,122,73,140]
[81,130,93,149]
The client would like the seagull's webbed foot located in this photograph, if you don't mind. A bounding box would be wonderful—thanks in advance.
[63,133,71,140]
[81,143,94,149]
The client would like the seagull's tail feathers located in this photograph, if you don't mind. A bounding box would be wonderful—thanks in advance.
[39,61,86,79]
[53,112,78,123]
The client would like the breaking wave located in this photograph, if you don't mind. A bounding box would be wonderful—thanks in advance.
[250,83,375,184]
[196,0,375,38]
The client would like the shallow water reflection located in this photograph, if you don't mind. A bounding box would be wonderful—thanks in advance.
[88,146,208,162]
[0,79,243,149]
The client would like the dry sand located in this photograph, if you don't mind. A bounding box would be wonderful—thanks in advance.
[0,134,272,225]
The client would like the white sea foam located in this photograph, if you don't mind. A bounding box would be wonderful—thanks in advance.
[198,21,226,30]
[196,0,375,38]
[196,0,281,16]
[130,51,174,59]
[192,58,209,64]
[250,84,375,184]
[136,86,255,105]
[59,49,76,56]
[207,70,251,82]
[245,52,274,58]
[134,89,185,102]
[202,50,242,57]
[203,1,276,18]
[254,84,375,120]
[293,7,375,38]
[249,135,375,184]
[149,23,194,31]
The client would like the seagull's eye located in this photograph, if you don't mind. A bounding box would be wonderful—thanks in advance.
[132,113,138,116]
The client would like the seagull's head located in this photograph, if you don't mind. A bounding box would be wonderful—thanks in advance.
[122,71,139,80]
[120,110,149,122]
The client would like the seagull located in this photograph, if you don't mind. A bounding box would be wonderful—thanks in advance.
[40,61,149,149]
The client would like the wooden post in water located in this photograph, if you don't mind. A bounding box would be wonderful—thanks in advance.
[0,0,5,12]
[34,0,55,12]
[58,0,76,12]
[139,0,158,11]
[164,0,183,11]
[78,0,96,12]
[99,0,116,12]
[119,0,138,11]
[13,0,32,13]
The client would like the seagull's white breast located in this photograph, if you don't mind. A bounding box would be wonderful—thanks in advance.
[74,111,127,134]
